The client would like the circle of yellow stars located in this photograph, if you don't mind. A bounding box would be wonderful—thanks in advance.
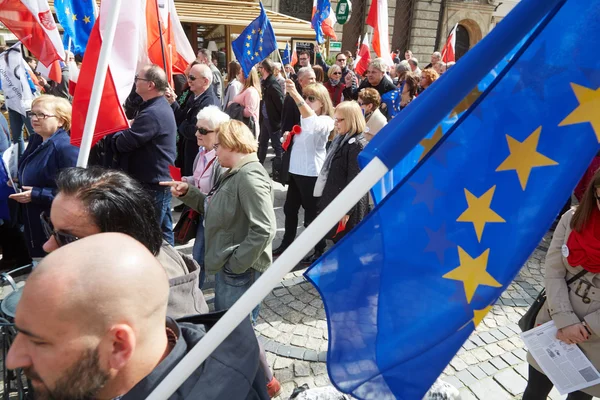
[64,7,92,24]
[245,27,265,61]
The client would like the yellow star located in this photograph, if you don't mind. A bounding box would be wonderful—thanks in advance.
[472,305,493,326]
[65,7,70,16]
[496,127,558,190]
[255,52,259,56]
[83,16,91,23]
[559,83,600,142]
[443,247,502,303]
[252,29,256,34]
[72,14,77,21]
[260,37,263,43]
[457,186,505,242]
[247,50,251,55]
[246,43,250,48]
[450,87,482,117]
[419,125,442,161]
[259,46,263,51]
[247,35,252,40]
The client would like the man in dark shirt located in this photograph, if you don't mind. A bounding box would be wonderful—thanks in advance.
[343,58,396,101]
[111,64,177,245]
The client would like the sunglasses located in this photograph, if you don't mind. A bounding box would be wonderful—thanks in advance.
[40,212,79,247]
[332,72,342,75]
[336,59,346,62]
[188,75,197,81]
[303,95,317,102]
[196,127,214,135]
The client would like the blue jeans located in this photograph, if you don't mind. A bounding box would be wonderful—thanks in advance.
[148,187,174,246]
[214,268,261,324]
[8,108,34,158]
[192,215,206,289]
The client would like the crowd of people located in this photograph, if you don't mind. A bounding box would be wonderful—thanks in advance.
[3,38,600,400]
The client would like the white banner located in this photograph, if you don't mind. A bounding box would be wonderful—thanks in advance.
[0,43,34,116]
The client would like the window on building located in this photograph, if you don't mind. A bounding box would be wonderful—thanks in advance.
[455,24,470,61]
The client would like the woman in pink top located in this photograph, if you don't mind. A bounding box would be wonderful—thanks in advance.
[231,67,261,138]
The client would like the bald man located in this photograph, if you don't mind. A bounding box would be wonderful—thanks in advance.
[8,233,269,400]
[167,63,220,176]
[111,64,177,245]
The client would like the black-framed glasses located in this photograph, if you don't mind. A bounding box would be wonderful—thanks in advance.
[188,75,197,81]
[303,95,317,102]
[40,212,79,247]
[196,127,214,135]
[332,71,342,76]
[30,112,56,120]
[134,75,150,82]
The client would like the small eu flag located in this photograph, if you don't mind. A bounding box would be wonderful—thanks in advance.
[232,2,277,78]
[305,0,600,398]
[282,43,291,66]
[54,0,96,55]
[312,0,331,44]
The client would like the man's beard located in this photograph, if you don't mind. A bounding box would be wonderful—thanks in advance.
[26,347,110,400]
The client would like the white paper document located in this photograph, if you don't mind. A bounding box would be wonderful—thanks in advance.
[521,321,600,394]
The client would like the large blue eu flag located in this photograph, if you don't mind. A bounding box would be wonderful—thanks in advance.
[232,2,277,78]
[305,0,600,398]
[54,0,96,55]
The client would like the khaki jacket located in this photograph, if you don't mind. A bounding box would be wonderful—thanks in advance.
[179,153,276,275]
[364,108,387,141]
[528,210,600,396]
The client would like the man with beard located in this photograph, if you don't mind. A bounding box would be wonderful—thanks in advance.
[6,233,269,400]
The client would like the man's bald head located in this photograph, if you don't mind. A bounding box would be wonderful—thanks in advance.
[7,234,171,399]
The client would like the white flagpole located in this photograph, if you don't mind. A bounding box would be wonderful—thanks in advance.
[146,157,389,400]
[76,0,123,167]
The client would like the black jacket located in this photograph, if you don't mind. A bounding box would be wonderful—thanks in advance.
[278,93,302,184]
[343,76,396,101]
[172,89,220,175]
[121,313,269,400]
[260,74,284,132]
[43,64,71,100]
[111,96,177,184]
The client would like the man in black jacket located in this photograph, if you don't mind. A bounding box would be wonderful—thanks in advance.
[111,64,177,245]
[168,64,220,176]
[257,59,284,175]
[342,57,396,101]
[7,233,269,400]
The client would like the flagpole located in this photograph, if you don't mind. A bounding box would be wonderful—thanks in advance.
[155,0,168,72]
[275,48,288,79]
[76,0,123,167]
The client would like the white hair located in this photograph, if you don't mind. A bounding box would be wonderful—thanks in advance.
[273,62,282,71]
[432,51,441,58]
[297,66,315,80]
[369,58,388,73]
[196,105,231,130]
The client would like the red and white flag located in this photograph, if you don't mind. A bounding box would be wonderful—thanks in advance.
[0,0,65,81]
[312,0,337,41]
[70,0,144,147]
[366,0,393,66]
[442,23,458,63]
[291,42,298,67]
[143,0,195,85]
[354,33,371,76]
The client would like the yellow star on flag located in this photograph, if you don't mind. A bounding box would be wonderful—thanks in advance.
[472,305,493,326]
[259,46,263,51]
[255,52,259,56]
[443,247,502,303]
[72,14,77,21]
[419,125,442,161]
[83,16,91,23]
[246,43,250,48]
[252,29,256,34]
[65,7,70,16]
[247,35,252,40]
[496,127,558,190]
[247,50,251,55]
[260,37,263,43]
[559,83,600,142]
[457,186,505,242]
[450,87,482,118]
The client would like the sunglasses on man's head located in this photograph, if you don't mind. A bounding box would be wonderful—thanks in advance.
[40,212,79,247]
[303,95,317,102]
[196,127,214,135]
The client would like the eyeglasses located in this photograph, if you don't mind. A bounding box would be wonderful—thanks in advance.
[30,112,56,120]
[213,143,220,150]
[303,95,317,102]
[299,58,309,62]
[334,118,345,123]
[134,75,150,82]
[332,72,342,76]
[40,212,79,248]
[188,75,197,81]
[196,127,214,135]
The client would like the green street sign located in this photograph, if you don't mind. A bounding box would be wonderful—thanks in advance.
[335,0,351,25]
[329,41,342,53]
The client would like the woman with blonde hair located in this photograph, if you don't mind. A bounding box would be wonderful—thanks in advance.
[272,81,334,263]
[161,119,280,396]
[324,64,344,106]
[9,95,78,258]
[314,101,369,242]
[230,66,262,138]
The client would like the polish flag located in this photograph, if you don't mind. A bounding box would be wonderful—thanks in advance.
[70,0,144,147]
[143,0,195,85]
[366,0,394,66]
[353,33,371,76]
[312,0,337,41]
[291,42,298,67]
[0,0,65,81]
[442,23,458,63]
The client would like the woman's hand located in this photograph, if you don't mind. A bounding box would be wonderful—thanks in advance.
[9,186,33,204]
[159,181,189,197]
[557,323,589,344]
[340,214,350,228]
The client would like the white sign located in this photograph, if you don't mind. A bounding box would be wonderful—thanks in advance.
[0,43,33,116]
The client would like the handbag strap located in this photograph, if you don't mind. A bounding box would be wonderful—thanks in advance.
[567,269,589,286]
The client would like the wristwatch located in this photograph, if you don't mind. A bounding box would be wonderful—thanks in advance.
[296,101,306,107]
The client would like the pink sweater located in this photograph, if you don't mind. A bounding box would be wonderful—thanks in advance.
[232,87,260,136]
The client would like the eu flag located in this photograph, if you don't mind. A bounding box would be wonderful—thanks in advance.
[232,2,277,78]
[312,0,331,44]
[282,43,291,66]
[305,0,600,398]
[54,0,96,55]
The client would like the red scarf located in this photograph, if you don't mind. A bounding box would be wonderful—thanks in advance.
[567,208,600,272]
